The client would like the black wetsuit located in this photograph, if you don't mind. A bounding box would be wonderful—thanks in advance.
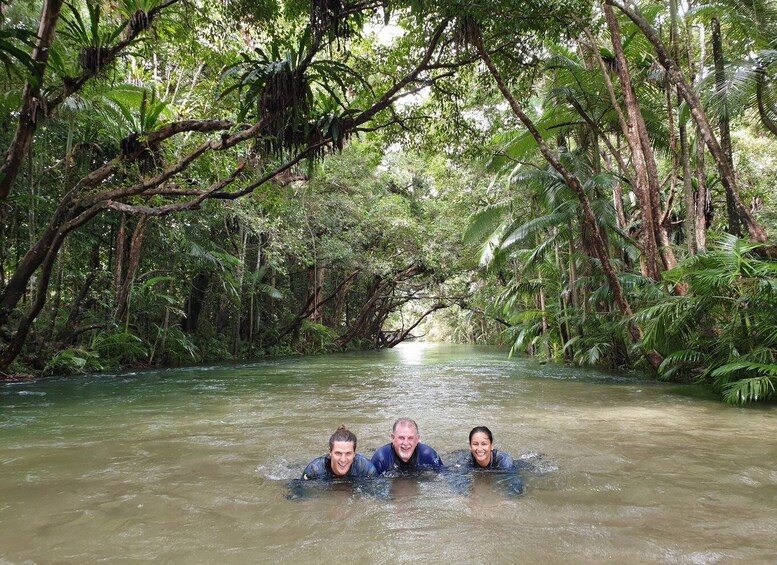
[452,449,524,495]
[455,449,515,470]
[301,453,377,480]
[370,443,443,475]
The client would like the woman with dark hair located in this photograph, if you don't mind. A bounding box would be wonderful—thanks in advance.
[453,426,523,494]
[460,426,516,470]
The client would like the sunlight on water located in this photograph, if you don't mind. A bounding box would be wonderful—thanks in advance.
[2,343,777,564]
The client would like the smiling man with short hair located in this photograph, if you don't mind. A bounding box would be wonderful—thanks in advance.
[370,418,443,475]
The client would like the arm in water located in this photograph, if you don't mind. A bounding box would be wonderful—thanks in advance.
[446,448,524,496]
[286,476,389,500]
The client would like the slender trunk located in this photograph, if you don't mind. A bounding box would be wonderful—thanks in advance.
[233,224,247,356]
[608,0,769,246]
[43,246,66,344]
[613,162,629,233]
[695,130,708,252]
[114,216,149,322]
[711,17,741,236]
[538,273,549,360]
[680,121,697,254]
[556,243,573,362]
[603,3,669,278]
[113,214,127,301]
[248,243,261,350]
[472,25,663,369]
[0,0,65,200]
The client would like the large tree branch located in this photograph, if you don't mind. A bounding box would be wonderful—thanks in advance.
[347,19,452,128]
[0,0,65,200]
[387,303,447,347]
[0,0,180,201]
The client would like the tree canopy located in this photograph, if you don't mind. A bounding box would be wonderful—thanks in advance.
[1,0,775,403]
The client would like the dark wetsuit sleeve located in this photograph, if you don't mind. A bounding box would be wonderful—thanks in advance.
[370,444,395,475]
[350,454,378,478]
[302,455,330,480]
[493,450,515,470]
[417,444,444,470]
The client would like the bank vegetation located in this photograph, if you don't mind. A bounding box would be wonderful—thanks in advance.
[1,0,775,403]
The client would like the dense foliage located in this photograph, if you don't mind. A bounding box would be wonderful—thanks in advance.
[0,0,775,403]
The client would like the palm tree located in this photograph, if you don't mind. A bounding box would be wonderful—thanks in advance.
[636,234,777,403]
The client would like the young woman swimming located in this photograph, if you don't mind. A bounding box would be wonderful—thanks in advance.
[454,425,523,495]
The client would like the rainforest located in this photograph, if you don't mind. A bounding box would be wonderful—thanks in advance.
[1,0,776,404]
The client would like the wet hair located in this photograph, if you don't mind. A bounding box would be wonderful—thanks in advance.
[392,418,419,434]
[329,425,357,451]
[469,426,493,443]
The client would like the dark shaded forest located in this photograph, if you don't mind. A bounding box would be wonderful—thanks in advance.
[1,0,776,403]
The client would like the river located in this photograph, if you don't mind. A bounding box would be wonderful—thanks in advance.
[1,343,776,564]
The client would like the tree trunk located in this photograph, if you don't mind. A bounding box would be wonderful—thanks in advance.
[472,25,663,369]
[695,129,709,252]
[609,0,770,247]
[711,17,741,236]
[114,216,149,322]
[680,121,697,254]
[603,3,671,278]
[0,0,65,200]
[233,223,247,356]
[113,214,127,300]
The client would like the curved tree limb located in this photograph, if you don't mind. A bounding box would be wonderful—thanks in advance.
[0,0,180,201]
[471,22,663,369]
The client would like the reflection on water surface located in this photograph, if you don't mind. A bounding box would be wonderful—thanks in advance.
[2,343,777,564]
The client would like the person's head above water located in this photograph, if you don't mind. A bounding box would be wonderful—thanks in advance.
[391,418,420,463]
[329,425,357,451]
[329,425,357,477]
[469,425,494,468]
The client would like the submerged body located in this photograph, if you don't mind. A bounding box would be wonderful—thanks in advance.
[451,427,523,495]
[370,442,443,475]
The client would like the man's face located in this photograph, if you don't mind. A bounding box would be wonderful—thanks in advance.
[390,423,419,463]
[329,440,356,477]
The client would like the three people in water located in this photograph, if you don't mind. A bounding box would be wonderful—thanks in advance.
[301,419,523,494]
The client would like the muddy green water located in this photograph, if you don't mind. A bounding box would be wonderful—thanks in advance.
[2,343,776,564]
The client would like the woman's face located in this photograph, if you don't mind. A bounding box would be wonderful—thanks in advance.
[469,431,493,468]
